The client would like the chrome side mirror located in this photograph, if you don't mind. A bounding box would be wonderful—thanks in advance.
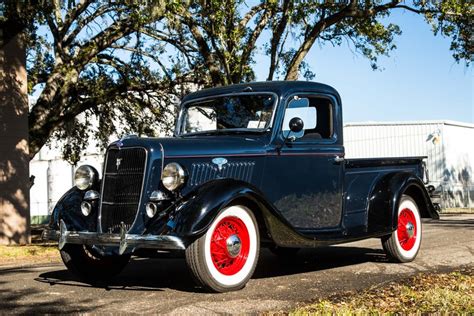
[289,117,304,133]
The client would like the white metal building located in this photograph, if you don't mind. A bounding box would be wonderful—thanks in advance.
[344,121,474,211]
[30,147,104,224]
[30,120,474,224]
[29,102,177,224]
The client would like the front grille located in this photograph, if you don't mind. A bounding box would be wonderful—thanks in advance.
[100,147,147,233]
[189,161,255,186]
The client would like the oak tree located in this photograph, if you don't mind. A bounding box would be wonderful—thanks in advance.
[22,0,473,162]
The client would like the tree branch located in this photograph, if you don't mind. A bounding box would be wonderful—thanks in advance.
[284,0,403,80]
[239,2,266,29]
[240,8,272,80]
[60,0,94,38]
[63,5,124,47]
[140,27,197,54]
[393,5,437,15]
[178,11,223,85]
[285,3,353,80]
[268,0,292,80]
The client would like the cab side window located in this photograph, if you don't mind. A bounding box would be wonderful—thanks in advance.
[283,95,334,141]
[301,97,333,140]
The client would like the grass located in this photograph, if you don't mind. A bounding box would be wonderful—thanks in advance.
[0,244,60,266]
[292,267,474,315]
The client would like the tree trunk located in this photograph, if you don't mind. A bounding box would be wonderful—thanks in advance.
[284,30,319,80]
[284,52,306,80]
[0,20,30,244]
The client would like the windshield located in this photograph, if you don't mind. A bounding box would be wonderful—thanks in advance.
[179,93,276,136]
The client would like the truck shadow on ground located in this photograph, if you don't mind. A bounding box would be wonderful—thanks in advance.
[0,279,101,313]
[35,246,388,293]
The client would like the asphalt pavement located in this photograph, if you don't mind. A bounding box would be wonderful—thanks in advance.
[0,214,473,314]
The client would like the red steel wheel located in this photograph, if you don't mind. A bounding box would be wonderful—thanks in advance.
[210,216,250,275]
[382,195,422,262]
[185,205,260,292]
[397,208,418,251]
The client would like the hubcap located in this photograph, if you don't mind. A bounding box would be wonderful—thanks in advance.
[397,208,418,251]
[210,216,250,275]
[226,234,242,258]
[406,222,415,238]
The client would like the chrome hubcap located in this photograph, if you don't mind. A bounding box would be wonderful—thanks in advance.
[406,222,415,238]
[226,234,242,258]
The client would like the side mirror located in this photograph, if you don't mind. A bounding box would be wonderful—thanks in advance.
[282,107,317,140]
[289,117,304,133]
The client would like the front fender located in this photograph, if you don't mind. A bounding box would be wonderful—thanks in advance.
[367,172,438,235]
[171,179,264,237]
[48,186,97,232]
[170,179,328,248]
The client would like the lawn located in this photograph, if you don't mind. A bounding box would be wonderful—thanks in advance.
[292,267,473,314]
[0,244,60,266]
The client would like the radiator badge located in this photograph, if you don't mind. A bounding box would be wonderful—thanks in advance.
[116,158,123,170]
[212,157,228,171]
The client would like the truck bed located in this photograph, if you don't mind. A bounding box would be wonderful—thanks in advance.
[345,156,427,170]
[341,156,428,231]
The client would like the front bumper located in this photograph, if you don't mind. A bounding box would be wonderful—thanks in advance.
[42,220,186,255]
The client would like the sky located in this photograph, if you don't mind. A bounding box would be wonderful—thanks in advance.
[253,9,473,124]
[30,7,473,124]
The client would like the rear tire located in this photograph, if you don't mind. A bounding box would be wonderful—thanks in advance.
[185,205,260,292]
[382,195,422,263]
[60,244,130,282]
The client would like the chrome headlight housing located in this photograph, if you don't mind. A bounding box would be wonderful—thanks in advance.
[162,162,186,191]
[74,165,98,191]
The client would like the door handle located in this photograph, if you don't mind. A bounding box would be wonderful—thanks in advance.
[334,156,345,163]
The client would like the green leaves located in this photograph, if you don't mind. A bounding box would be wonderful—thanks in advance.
[422,0,473,64]
[25,0,472,162]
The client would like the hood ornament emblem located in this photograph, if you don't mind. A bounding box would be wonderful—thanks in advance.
[116,158,123,170]
[112,139,123,149]
[212,157,228,171]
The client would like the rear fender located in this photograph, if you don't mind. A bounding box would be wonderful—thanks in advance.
[368,172,438,235]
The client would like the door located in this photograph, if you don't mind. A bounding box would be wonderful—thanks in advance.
[261,94,344,230]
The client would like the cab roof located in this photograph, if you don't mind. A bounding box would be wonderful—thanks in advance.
[182,81,341,103]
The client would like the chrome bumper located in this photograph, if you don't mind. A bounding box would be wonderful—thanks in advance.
[42,220,186,255]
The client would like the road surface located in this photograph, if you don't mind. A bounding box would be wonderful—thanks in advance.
[0,214,473,314]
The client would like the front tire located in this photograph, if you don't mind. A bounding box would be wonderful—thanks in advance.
[382,195,422,262]
[185,205,260,292]
[60,244,130,282]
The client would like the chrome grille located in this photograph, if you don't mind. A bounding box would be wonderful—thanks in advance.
[100,147,146,233]
[189,161,255,186]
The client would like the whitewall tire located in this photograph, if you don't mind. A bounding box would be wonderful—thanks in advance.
[185,205,260,292]
[382,195,422,262]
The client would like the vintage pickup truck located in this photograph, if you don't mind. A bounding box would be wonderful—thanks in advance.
[43,81,438,292]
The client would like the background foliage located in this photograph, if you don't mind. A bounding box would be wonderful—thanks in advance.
[3,0,472,163]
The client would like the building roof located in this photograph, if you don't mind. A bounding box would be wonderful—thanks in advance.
[344,120,474,129]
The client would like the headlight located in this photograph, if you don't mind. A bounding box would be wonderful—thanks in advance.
[162,163,186,191]
[74,165,98,190]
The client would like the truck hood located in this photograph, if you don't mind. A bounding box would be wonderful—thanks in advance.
[113,135,269,158]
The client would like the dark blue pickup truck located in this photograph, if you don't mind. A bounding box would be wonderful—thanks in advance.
[43,81,438,292]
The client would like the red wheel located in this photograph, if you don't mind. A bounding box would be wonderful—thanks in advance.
[382,195,422,262]
[209,216,250,275]
[397,208,418,251]
[185,205,260,292]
